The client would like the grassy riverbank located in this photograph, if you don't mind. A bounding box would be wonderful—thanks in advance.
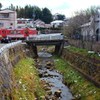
[53,56,100,100]
[10,57,46,100]
[68,46,100,59]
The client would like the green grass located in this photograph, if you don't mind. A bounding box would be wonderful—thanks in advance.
[68,46,100,59]
[53,56,100,100]
[10,57,46,100]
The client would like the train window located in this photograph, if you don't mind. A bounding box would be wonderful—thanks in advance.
[17,31,21,34]
[14,31,17,34]
[2,30,6,34]
[10,31,13,34]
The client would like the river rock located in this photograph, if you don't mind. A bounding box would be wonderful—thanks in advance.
[54,91,62,97]
[46,90,52,95]
[49,84,55,87]
[46,87,51,91]
[44,71,48,73]
[37,66,42,70]
[38,72,43,77]
[46,65,51,69]
[46,62,52,66]
[40,96,45,99]
[51,97,58,100]
[45,95,50,100]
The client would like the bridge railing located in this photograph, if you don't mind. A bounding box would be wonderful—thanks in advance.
[0,40,22,55]
[28,33,63,40]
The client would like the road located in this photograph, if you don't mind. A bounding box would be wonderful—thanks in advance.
[0,43,6,48]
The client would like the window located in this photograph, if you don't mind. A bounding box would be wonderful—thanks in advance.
[0,14,9,18]
[10,23,13,25]
[17,31,21,34]
[2,30,6,34]
[0,23,3,26]
[10,31,14,34]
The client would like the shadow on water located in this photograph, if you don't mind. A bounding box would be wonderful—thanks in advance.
[36,52,73,100]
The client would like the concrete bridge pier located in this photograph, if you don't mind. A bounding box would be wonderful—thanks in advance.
[55,44,61,55]
[55,42,64,56]
[26,39,66,57]
[29,43,38,58]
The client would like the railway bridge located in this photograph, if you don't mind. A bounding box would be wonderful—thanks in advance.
[26,39,67,57]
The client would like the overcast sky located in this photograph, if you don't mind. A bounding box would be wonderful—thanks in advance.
[0,0,100,17]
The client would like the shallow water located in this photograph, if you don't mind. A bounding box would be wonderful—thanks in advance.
[37,52,73,100]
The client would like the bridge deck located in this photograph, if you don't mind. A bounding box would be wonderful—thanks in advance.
[26,39,65,45]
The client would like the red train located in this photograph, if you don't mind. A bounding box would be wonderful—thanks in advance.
[0,28,37,40]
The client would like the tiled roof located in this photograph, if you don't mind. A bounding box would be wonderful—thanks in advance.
[0,9,15,13]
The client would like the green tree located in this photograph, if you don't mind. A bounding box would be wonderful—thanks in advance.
[41,7,53,23]
[57,14,65,20]
[9,4,15,10]
[34,6,42,20]
[0,3,2,10]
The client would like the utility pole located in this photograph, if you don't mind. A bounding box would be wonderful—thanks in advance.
[32,8,36,28]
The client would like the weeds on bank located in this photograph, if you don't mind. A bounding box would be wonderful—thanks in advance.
[53,56,100,100]
[10,57,46,100]
[68,46,100,59]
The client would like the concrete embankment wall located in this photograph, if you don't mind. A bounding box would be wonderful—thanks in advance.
[0,43,32,100]
[62,48,100,88]
[68,39,100,53]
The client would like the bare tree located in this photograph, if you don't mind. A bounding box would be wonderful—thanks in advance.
[64,6,98,38]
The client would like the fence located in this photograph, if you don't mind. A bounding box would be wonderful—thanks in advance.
[0,40,22,55]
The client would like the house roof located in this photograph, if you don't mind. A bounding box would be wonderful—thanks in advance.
[80,22,91,27]
[51,20,64,24]
[0,9,15,13]
[17,18,32,21]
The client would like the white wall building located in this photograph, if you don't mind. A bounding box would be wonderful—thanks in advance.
[17,18,34,28]
[50,20,64,27]
[81,9,100,41]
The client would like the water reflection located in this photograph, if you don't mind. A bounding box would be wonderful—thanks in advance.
[38,52,52,57]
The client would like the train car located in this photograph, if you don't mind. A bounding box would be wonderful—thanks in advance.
[0,29,8,37]
[28,29,37,40]
[0,29,2,40]
[0,28,37,40]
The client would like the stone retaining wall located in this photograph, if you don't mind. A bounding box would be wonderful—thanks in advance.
[68,39,100,53]
[0,43,32,100]
[62,48,100,88]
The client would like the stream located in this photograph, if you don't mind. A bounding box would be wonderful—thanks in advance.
[36,52,73,100]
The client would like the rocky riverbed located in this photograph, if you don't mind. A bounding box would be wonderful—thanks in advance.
[35,52,74,100]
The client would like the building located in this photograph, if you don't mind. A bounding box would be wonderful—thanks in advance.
[0,9,17,29]
[17,18,34,28]
[50,20,64,28]
[80,9,100,42]
[34,19,45,28]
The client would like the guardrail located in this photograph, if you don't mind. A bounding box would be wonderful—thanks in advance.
[28,33,63,40]
[0,40,22,55]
